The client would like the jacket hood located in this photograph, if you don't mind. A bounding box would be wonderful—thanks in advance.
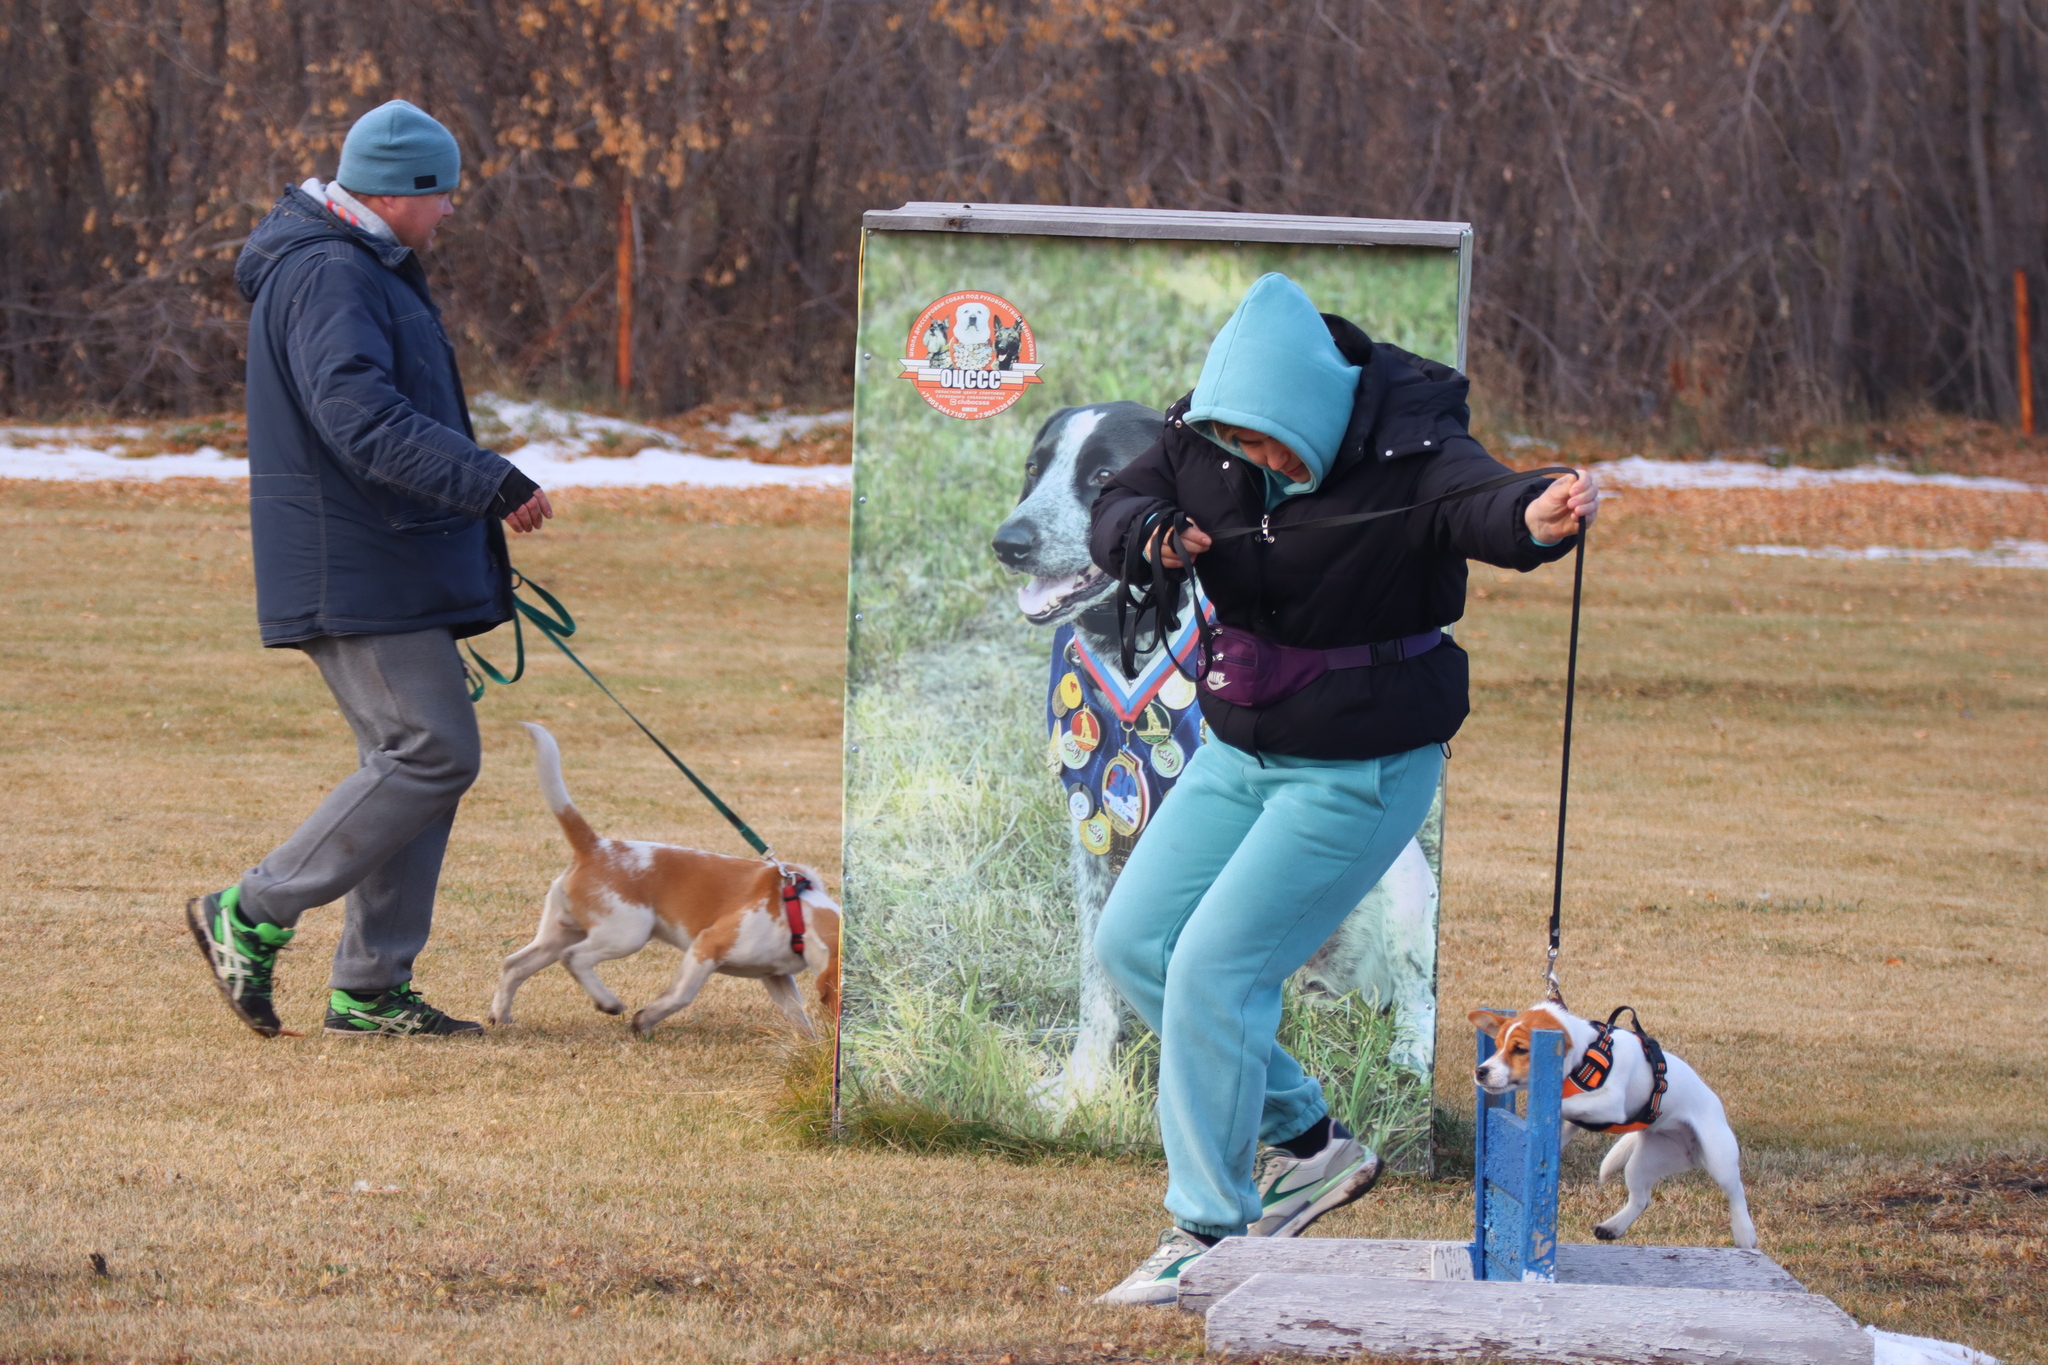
[1185,273,1361,495]
[235,184,414,303]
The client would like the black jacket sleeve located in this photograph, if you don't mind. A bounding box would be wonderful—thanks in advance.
[1418,434,1578,571]
[286,251,517,519]
[1088,433,1182,577]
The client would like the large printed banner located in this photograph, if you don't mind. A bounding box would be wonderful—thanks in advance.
[841,205,1469,1168]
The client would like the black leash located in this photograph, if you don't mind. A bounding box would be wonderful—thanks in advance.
[465,569,776,860]
[1545,527,1589,1005]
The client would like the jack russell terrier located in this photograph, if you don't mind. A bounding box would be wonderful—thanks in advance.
[489,723,841,1038]
[1469,1002,1757,1249]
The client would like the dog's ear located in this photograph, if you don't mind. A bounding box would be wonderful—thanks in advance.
[1467,1008,1506,1038]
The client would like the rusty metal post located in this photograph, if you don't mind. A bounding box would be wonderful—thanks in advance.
[2016,268,2034,436]
[616,188,635,397]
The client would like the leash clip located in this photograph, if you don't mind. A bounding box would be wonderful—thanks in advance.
[1258,514,1274,544]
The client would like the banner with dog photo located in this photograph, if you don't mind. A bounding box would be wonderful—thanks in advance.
[841,205,1466,1169]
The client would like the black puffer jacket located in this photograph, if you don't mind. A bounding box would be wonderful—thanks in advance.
[1089,316,1577,760]
[236,185,534,646]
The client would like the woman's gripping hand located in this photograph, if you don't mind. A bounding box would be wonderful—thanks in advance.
[1524,468,1601,544]
[1146,520,1212,570]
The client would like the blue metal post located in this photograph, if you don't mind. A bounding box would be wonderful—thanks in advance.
[1521,1028,1564,1282]
[1470,1015,1564,1282]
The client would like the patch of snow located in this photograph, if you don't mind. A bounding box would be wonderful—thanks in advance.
[1593,454,2045,494]
[1736,540,2048,569]
[0,394,852,490]
[1867,1325,2000,1365]
[468,392,677,450]
[502,444,849,491]
[0,441,248,481]
[708,408,852,448]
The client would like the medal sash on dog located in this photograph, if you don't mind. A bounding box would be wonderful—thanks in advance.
[1050,621,1207,872]
[1563,1005,1668,1134]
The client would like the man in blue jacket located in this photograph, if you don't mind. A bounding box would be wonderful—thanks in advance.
[186,100,553,1039]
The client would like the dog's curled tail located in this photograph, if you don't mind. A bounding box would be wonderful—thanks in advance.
[522,722,600,856]
[1598,1130,1642,1185]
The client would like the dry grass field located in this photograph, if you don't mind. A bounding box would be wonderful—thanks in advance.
[2,475,2044,1364]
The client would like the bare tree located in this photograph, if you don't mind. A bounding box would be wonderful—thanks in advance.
[0,0,2040,435]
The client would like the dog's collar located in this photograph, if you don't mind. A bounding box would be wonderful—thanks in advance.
[1563,1006,1669,1134]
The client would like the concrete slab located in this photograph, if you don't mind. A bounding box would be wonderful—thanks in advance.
[1178,1237,1806,1312]
[1205,1272,1871,1364]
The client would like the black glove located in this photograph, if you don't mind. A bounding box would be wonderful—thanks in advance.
[487,465,542,520]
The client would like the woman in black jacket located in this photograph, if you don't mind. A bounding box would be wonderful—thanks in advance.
[1086,274,1597,1305]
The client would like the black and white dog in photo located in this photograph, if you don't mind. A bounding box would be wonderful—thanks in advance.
[991,403,1441,1103]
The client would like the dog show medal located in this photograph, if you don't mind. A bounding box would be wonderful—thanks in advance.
[1067,784,1094,824]
[1056,671,1083,716]
[897,290,1044,420]
[1159,670,1198,711]
[1149,737,1185,779]
[1079,812,1114,856]
[1068,708,1102,755]
[1058,728,1088,770]
[1101,750,1149,836]
[1134,700,1174,746]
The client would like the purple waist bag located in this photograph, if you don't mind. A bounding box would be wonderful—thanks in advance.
[1197,624,1444,709]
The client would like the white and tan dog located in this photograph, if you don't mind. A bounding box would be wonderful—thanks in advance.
[1469,1002,1756,1249]
[489,723,841,1038]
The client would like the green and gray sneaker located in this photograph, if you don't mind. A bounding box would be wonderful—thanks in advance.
[1249,1131,1384,1238]
[1096,1227,1213,1306]
[324,983,483,1037]
[186,886,294,1037]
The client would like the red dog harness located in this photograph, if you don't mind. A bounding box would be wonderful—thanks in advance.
[1563,1006,1669,1134]
[779,872,813,956]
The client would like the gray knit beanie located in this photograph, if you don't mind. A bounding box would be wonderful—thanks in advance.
[337,100,460,197]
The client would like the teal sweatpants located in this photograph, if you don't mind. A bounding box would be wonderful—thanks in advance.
[1092,737,1444,1239]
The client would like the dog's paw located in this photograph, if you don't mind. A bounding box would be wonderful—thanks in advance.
[629,1010,653,1036]
[1593,1224,1621,1242]
[594,999,624,1015]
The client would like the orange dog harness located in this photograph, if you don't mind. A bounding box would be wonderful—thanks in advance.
[1563,1006,1668,1134]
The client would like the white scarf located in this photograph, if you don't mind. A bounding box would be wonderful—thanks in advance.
[300,178,399,245]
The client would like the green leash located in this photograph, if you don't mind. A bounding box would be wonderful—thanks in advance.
[465,569,775,859]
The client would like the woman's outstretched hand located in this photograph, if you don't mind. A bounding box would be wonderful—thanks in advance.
[1525,468,1600,544]
[1147,520,1213,569]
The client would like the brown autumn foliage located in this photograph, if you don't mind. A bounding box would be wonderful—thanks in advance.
[6,0,2048,436]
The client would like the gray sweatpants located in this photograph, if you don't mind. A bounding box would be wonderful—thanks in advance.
[238,628,481,992]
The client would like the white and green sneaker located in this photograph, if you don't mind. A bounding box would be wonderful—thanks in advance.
[186,886,294,1037]
[1095,1228,1212,1306]
[1249,1131,1383,1238]
[324,984,483,1037]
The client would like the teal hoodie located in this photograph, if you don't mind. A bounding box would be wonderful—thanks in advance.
[1186,273,1362,505]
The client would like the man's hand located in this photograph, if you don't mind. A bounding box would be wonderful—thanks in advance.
[1146,519,1212,570]
[1525,468,1600,544]
[505,487,555,534]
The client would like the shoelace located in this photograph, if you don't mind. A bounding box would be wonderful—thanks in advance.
[1252,1147,1297,1184]
[223,917,280,1001]
[388,986,452,1028]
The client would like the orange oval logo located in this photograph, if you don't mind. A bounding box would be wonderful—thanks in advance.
[899,290,1043,419]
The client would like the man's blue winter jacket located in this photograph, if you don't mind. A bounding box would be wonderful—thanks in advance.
[235,185,518,646]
